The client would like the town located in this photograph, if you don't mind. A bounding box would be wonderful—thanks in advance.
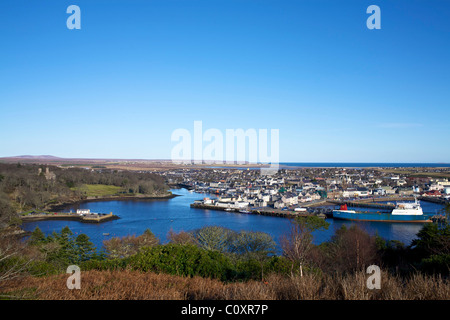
[160,166,450,216]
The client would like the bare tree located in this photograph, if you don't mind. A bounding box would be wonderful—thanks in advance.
[328,225,379,273]
[190,226,235,253]
[0,233,32,293]
[167,228,197,245]
[280,216,329,277]
[103,229,159,259]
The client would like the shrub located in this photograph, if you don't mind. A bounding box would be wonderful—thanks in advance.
[128,244,236,281]
[420,254,450,275]
[103,229,159,259]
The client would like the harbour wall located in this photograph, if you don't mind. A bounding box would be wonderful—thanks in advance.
[189,203,315,219]
[21,213,119,224]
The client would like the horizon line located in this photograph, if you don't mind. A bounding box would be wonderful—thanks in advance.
[0,155,448,165]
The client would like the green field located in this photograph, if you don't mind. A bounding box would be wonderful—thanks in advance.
[73,184,124,197]
[378,168,450,179]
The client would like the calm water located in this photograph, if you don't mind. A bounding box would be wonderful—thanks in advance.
[21,189,445,252]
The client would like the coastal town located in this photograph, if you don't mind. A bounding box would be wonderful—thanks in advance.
[160,166,450,216]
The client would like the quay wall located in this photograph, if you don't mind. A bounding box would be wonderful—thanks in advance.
[190,203,315,219]
[21,213,119,224]
[418,196,449,205]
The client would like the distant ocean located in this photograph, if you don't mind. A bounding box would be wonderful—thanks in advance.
[279,163,450,168]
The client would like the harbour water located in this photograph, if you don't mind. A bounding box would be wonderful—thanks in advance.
[21,189,445,252]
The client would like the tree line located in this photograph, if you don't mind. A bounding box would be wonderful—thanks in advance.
[0,163,168,227]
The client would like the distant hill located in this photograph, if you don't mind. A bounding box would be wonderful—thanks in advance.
[0,155,172,166]
[12,155,63,159]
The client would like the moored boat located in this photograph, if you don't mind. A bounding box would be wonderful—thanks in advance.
[332,198,432,223]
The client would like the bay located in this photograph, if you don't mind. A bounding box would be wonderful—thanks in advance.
[21,189,445,252]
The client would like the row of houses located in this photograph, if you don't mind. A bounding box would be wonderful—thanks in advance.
[162,168,450,209]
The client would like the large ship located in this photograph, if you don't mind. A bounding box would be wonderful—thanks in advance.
[332,198,432,223]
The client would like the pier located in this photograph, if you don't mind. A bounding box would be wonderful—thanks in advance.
[418,196,450,205]
[190,203,323,219]
[20,212,119,223]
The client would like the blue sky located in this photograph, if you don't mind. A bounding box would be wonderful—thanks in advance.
[1,0,449,162]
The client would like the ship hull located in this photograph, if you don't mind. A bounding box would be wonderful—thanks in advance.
[332,210,432,223]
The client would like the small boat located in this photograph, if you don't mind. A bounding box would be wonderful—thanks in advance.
[225,208,233,211]
[102,233,110,236]
[239,210,251,214]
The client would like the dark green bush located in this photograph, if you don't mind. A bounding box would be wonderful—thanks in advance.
[127,244,236,281]
[420,254,450,275]
[80,258,128,272]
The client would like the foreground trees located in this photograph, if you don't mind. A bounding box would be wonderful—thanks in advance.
[0,231,32,289]
[103,229,159,259]
[280,216,329,276]
[410,221,450,274]
[1,220,449,297]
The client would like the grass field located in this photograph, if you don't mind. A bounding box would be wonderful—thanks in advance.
[379,169,450,179]
[73,184,124,197]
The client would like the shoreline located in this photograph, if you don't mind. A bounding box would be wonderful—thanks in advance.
[45,192,179,212]
[18,192,180,229]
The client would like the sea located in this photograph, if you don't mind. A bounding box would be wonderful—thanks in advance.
[280,162,450,168]
[206,162,450,170]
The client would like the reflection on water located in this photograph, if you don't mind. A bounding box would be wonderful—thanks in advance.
[21,189,444,251]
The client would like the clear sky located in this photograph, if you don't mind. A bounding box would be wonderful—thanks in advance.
[1,0,449,162]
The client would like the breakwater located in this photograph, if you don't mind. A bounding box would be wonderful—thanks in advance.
[419,196,449,205]
[21,212,119,224]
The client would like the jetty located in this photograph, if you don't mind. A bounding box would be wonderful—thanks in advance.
[189,203,323,219]
[20,211,119,223]
[418,196,450,205]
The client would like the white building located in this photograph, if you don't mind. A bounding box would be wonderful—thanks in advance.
[233,201,250,209]
[342,188,370,198]
[281,193,298,206]
[373,188,386,196]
